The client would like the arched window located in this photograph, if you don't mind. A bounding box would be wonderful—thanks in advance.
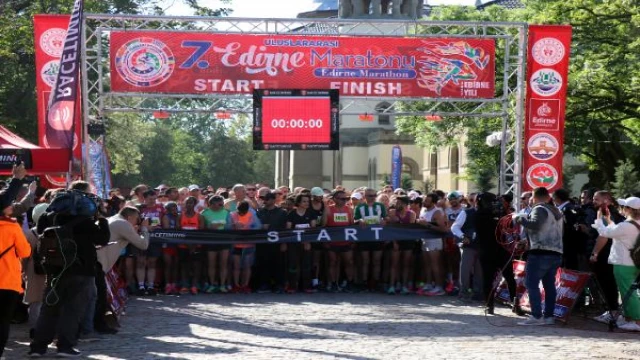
[450,146,460,190]
[375,102,392,125]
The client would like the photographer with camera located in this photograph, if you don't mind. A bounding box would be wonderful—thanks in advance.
[29,181,110,358]
[476,192,518,315]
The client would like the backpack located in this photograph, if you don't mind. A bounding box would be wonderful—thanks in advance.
[626,221,640,268]
[37,214,86,273]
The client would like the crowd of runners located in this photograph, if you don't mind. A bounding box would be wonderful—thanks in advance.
[105,183,509,300]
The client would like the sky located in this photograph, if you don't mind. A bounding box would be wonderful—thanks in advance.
[158,0,479,18]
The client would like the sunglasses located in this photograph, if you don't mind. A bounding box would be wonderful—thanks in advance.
[366,195,376,198]
[259,196,268,200]
[247,188,256,191]
[336,197,349,200]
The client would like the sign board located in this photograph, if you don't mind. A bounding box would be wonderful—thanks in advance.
[110,32,496,98]
[253,89,339,150]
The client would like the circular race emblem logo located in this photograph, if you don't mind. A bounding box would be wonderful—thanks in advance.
[532,38,565,66]
[530,69,563,97]
[40,28,67,57]
[115,38,175,87]
[527,133,559,161]
[41,60,60,87]
[526,163,559,189]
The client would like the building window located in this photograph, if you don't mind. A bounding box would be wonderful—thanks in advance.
[375,102,392,125]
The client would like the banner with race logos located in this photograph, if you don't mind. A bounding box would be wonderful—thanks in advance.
[522,25,572,192]
[109,31,495,98]
[34,12,84,184]
[495,260,590,322]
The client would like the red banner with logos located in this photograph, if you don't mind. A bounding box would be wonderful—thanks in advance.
[495,260,590,322]
[34,14,83,185]
[109,32,495,98]
[523,25,572,192]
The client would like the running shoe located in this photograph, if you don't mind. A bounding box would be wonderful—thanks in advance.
[179,287,190,295]
[618,322,640,332]
[219,286,229,294]
[135,286,146,296]
[205,285,218,294]
[425,286,446,296]
[444,280,455,294]
[387,286,396,295]
[145,287,157,296]
[304,287,316,294]
[517,316,546,326]
[56,348,82,357]
[190,286,198,295]
[243,286,252,294]
[593,311,614,324]
[400,286,411,295]
[164,284,173,295]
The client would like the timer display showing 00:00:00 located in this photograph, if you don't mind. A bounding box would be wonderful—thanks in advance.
[269,119,324,129]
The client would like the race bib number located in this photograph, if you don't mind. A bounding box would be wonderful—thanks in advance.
[333,213,348,223]
[295,223,310,229]
[211,220,226,229]
[364,216,380,225]
[150,217,161,227]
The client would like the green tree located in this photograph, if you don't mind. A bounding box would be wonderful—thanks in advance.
[611,159,640,198]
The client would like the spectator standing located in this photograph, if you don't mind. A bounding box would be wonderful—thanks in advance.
[590,190,625,323]
[592,197,640,331]
[0,189,32,358]
[516,187,564,326]
[29,181,110,357]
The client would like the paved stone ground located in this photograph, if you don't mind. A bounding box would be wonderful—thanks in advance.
[4,293,640,359]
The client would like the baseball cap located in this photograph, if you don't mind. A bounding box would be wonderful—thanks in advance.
[351,192,363,200]
[154,184,168,191]
[188,184,200,192]
[310,187,324,197]
[617,197,640,210]
[447,191,462,200]
[408,190,420,200]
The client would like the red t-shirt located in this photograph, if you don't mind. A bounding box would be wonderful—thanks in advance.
[141,204,165,229]
[325,205,353,246]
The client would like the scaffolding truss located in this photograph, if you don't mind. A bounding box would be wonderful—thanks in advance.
[81,14,527,196]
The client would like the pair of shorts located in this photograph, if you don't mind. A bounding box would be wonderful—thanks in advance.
[232,247,256,268]
[443,237,458,253]
[422,238,444,252]
[129,243,163,258]
[177,247,206,262]
[311,242,325,251]
[206,244,231,252]
[358,241,385,252]
[162,244,177,256]
[397,240,417,252]
[329,245,352,253]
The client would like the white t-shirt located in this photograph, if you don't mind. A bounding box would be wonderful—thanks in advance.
[419,207,443,241]
[594,219,640,266]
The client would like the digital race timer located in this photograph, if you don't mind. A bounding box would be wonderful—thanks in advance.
[253,89,339,150]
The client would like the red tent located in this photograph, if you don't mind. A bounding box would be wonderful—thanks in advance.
[0,125,70,175]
